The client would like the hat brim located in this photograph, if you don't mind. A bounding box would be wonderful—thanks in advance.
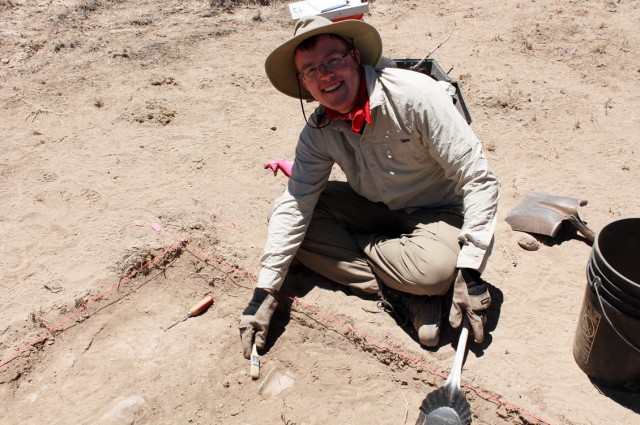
[265,19,383,100]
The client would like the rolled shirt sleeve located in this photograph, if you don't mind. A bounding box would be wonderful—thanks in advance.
[257,120,334,290]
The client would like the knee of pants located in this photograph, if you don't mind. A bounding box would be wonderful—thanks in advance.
[406,263,456,296]
[372,236,458,296]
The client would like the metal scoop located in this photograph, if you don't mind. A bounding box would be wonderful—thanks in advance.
[505,191,596,242]
[416,321,472,425]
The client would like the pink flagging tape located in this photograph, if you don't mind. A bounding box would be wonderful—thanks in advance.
[133,219,163,232]
[210,211,238,231]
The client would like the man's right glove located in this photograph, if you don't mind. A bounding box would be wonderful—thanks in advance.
[238,288,279,359]
[448,268,491,343]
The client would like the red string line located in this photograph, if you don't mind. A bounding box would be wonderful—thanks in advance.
[288,295,551,424]
[0,236,552,425]
[288,296,448,380]
[0,240,186,369]
[183,241,553,425]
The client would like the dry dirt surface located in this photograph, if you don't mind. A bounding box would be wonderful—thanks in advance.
[1,0,639,424]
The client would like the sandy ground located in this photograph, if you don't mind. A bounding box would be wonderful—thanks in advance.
[1,0,639,424]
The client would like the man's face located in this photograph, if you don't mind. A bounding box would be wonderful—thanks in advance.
[294,34,361,114]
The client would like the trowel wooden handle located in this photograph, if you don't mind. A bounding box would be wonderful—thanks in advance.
[567,215,596,242]
[250,343,260,380]
[188,296,214,317]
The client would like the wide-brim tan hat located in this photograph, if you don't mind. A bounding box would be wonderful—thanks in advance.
[265,15,383,100]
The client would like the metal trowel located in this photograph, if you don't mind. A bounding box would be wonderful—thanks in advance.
[505,191,596,242]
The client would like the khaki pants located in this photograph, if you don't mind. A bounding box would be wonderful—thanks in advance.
[296,182,463,296]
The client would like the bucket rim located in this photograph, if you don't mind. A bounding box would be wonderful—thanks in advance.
[588,258,640,302]
[593,217,640,293]
[588,264,640,318]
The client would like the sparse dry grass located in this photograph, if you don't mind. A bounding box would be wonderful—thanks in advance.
[29,308,51,330]
[77,0,126,13]
[77,0,100,12]
[482,89,531,111]
[0,0,15,11]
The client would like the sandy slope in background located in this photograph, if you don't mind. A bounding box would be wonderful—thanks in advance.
[1,0,639,424]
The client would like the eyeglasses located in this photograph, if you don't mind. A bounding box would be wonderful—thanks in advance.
[298,51,352,82]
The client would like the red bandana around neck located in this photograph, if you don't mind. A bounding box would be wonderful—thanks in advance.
[325,70,371,134]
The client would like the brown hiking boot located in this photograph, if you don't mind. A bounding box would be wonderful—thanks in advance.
[404,295,442,347]
[376,286,442,347]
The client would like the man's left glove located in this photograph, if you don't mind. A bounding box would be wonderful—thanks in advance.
[448,268,491,343]
[238,288,279,359]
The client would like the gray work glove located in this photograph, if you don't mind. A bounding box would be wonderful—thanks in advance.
[448,268,491,343]
[238,288,279,359]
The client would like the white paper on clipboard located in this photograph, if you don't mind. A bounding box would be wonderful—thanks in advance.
[306,0,348,13]
[288,1,369,22]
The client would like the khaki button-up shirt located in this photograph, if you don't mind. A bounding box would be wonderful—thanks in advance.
[258,65,499,290]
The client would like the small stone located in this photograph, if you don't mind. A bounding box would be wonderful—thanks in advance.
[99,395,146,423]
[258,368,295,398]
[518,235,540,251]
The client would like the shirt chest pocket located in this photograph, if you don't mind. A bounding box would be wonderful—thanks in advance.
[369,137,428,162]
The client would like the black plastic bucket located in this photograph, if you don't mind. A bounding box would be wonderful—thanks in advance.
[587,261,640,318]
[573,217,640,391]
